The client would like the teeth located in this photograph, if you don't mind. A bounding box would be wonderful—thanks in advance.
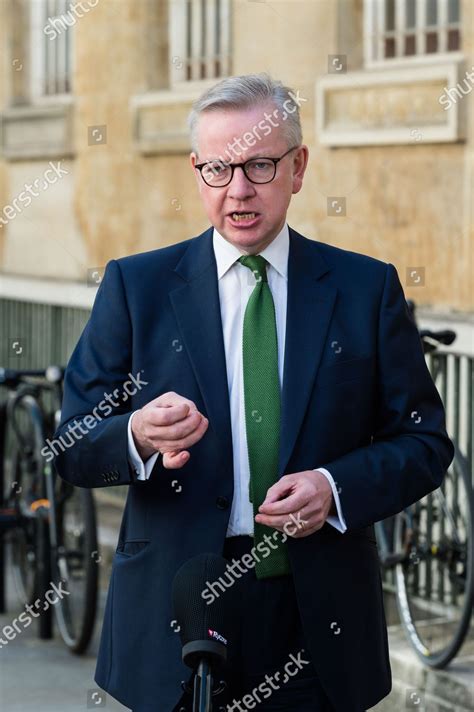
[232,212,256,221]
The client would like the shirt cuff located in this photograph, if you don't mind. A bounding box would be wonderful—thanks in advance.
[315,467,347,533]
[127,411,160,481]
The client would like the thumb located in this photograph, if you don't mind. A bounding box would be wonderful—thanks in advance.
[162,450,190,469]
[260,476,294,509]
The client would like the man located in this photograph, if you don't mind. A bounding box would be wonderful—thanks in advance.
[53,73,454,712]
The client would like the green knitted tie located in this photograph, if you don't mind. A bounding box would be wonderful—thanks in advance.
[238,254,290,579]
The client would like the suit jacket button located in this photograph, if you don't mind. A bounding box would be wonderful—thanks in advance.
[216,496,229,510]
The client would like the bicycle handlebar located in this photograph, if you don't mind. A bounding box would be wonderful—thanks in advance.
[420,329,456,352]
[407,299,457,351]
[0,365,65,388]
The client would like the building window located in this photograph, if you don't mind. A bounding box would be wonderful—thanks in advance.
[365,0,461,65]
[30,0,73,100]
[169,0,231,84]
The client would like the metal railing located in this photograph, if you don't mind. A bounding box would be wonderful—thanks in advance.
[0,298,89,371]
[426,351,473,483]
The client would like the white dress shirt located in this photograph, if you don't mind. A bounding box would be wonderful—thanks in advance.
[128,223,347,535]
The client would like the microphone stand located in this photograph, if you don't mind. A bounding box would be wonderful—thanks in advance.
[193,659,212,712]
[180,658,226,712]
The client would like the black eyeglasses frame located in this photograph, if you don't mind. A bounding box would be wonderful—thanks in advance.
[194,145,301,187]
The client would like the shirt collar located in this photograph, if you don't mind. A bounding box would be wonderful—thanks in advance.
[212,223,289,280]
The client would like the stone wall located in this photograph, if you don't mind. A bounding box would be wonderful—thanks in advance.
[0,0,472,313]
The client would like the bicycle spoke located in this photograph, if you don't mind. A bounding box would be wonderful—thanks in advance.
[395,452,473,668]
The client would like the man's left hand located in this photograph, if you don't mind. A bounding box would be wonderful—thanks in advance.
[255,470,335,538]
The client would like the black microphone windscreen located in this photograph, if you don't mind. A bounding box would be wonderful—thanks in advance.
[172,552,240,668]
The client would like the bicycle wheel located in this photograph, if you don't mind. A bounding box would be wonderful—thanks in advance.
[51,477,99,654]
[4,433,39,606]
[394,449,473,668]
[5,394,55,638]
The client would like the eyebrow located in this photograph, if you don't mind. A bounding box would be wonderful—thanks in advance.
[201,153,275,163]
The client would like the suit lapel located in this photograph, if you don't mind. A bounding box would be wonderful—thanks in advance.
[279,228,337,475]
[168,226,338,479]
[169,228,234,465]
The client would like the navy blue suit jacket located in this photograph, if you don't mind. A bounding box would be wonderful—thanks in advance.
[53,226,454,711]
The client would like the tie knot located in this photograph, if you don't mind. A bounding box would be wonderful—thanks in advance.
[238,254,268,283]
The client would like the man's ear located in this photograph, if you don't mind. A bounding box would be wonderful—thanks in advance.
[291,144,309,195]
[190,152,201,190]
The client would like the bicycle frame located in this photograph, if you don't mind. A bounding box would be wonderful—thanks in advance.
[0,366,99,653]
[9,389,60,562]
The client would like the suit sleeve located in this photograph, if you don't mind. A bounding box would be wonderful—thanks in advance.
[322,263,454,530]
[52,259,164,488]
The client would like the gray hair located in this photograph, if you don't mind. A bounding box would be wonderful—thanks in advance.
[187,72,303,156]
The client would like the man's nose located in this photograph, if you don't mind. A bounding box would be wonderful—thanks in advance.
[227,166,256,199]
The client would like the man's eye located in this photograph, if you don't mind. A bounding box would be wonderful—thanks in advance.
[209,163,227,173]
[251,161,271,170]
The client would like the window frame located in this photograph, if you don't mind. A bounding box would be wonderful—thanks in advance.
[168,0,232,88]
[30,0,74,104]
[364,0,463,69]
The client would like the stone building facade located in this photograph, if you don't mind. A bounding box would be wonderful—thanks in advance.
[0,0,472,358]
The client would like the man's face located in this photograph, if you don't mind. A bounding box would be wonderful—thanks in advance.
[190,102,309,254]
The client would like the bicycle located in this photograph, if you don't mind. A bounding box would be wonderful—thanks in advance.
[375,304,474,668]
[0,366,99,654]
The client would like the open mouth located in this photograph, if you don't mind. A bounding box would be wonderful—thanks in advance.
[228,211,259,222]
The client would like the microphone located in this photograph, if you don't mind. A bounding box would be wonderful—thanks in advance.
[172,552,240,712]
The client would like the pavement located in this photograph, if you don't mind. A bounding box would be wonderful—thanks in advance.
[0,495,472,712]
[0,495,128,712]
[0,589,128,712]
[375,623,474,712]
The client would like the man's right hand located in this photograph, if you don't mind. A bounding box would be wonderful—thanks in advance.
[131,391,209,469]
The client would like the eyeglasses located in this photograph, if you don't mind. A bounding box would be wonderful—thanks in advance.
[194,145,300,187]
